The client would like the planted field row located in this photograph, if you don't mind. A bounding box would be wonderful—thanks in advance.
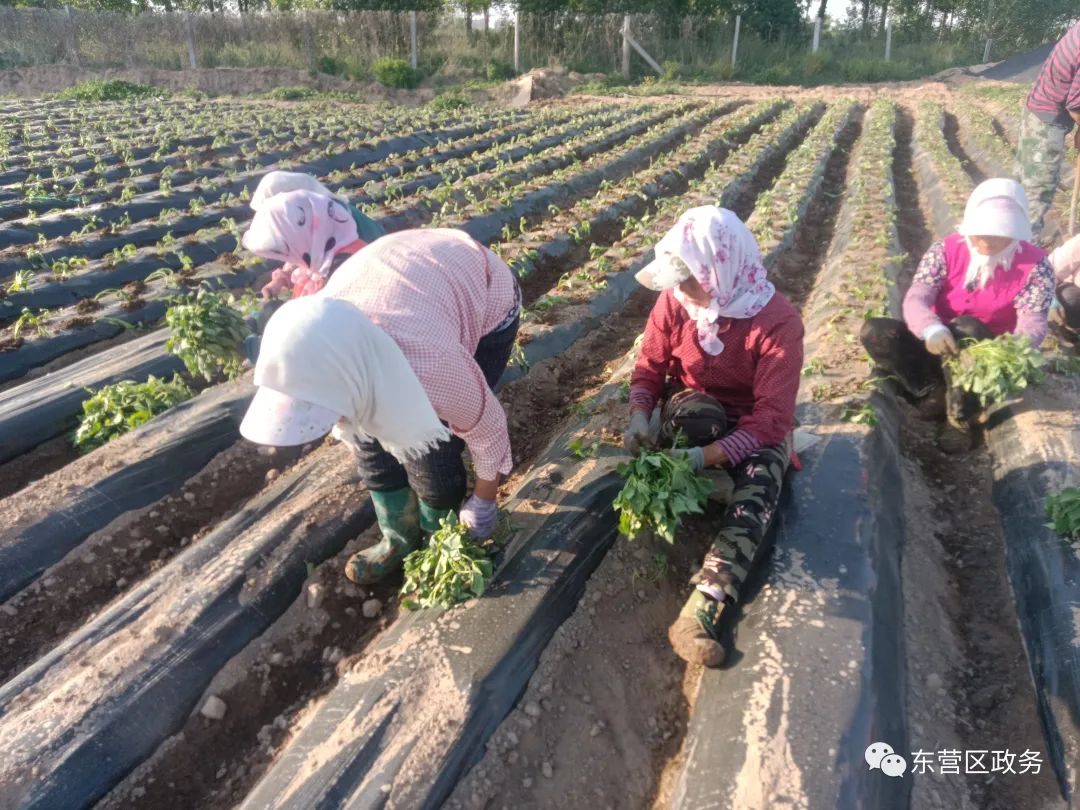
[0,102,627,278]
[499,100,782,296]
[0,103,621,307]
[0,103,702,381]
[0,101,713,464]
[1,101,496,186]
[0,110,526,250]
[913,101,970,233]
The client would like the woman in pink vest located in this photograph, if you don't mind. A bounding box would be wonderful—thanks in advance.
[861,179,1055,434]
[1048,232,1080,340]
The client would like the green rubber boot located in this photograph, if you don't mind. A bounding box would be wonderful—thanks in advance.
[668,590,727,668]
[418,499,456,536]
[345,488,421,585]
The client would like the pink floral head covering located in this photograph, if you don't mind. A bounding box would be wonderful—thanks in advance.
[242,189,361,298]
[639,206,774,355]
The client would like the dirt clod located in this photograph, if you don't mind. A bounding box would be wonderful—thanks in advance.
[361,598,383,619]
[200,696,227,721]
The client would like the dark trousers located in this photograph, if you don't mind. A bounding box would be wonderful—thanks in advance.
[352,315,519,509]
[1058,283,1080,330]
[861,316,992,424]
[660,390,789,604]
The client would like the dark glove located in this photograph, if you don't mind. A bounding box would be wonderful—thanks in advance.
[624,410,653,455]
[666,447,706,473]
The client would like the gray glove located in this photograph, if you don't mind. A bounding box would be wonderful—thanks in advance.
[667,447,706,473]
[624,410,653,455]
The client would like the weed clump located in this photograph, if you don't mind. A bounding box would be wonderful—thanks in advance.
[401,517,492,609]
[74,374,193,452]
[373,57,421,89]
[56,80,163,102]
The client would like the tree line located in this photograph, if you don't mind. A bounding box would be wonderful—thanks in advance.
[0,0,1074,50]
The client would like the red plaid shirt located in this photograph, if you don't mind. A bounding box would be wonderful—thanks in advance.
[324,229,518,480]
[629,290,803,464]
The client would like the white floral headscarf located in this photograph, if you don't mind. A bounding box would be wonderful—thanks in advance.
[664,206,775,355]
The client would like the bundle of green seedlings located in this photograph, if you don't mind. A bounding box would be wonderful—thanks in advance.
[1045,487,1080,542]
[165,287,249,382]
[944,334,1046,408]
[400,517,493,610]
[74,374,193,452]
[613,449,713,543]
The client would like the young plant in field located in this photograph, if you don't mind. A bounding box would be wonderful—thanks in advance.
[12,308,50,340]
[74,373,193,452]
[943,335,1046,408]
[400,517,493,609]
[840,401,878,426]
[613,449,713,543]
[6,269,35,294]
[1045,487,1080,541]
[165,287,249,382]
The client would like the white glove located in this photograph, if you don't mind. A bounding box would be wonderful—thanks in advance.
[666,447,706,473]
[460,494,498,540]
[924,325,957,356]
[624,410,653,455]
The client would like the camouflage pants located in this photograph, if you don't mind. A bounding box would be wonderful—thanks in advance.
[1016,107,1068,235]
[660,390,790,604]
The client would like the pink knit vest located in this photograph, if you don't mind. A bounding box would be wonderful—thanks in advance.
[935,233,1044,336]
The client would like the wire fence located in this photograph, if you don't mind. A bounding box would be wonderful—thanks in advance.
[0,6,1003,85]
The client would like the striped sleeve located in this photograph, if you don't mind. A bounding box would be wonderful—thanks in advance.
[715,429,762,466]
[1028,23,1080,121]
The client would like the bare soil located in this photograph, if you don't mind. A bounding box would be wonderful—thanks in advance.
[899,410,1064,810]
[0,440,302,683]
[447,499,713,810]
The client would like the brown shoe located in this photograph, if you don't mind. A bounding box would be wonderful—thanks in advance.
[669,590,726,667]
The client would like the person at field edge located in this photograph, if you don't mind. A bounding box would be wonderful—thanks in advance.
[248,170,384,298]
[623,205,804,668]
[861,178,1054,437]
[240,178,385,362]
[1015,21,1080,239]
[1046,232,1080,341]
[239,228,521,583]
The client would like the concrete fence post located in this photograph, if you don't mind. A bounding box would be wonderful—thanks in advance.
[622,15,631,80]
[812,17,821,53]
[884,21,893,62]
[410,11,418,70]
[513,10,520,73]
[304,12,316,72]
[731,14,740,68]
[983,38,992,63]
[64,6,80,68]
[184,13,198,70]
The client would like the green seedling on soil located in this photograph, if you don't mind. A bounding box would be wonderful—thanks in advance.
[165,287,249,382]
[802,358,826,376]
[1045,488,1080,541]
[74,373,193,452]
[617,379,631,402]
[12,307,50,340]
[567,437,602,459]
[840,401,878,426]
[7,269,34,293]
[401,517,493,610]
[632,551,670,589]
[613,449,713,543]
[944,335,1046,409]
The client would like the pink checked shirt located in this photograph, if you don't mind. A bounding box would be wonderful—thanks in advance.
[323,229,519,480]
